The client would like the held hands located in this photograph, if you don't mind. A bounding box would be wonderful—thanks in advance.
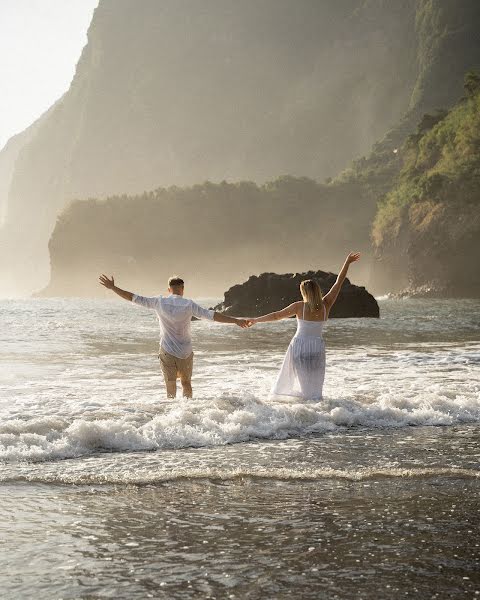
[235,318,254,328]
[99,274,115,289]
[234,318,257,328]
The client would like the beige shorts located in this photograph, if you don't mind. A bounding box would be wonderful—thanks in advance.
[159,348,193,382]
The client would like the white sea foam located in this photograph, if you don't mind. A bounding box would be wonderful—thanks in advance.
[1,298,479,465]
[1,391,479,463]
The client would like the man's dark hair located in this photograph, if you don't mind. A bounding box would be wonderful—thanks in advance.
[168,276,184,287]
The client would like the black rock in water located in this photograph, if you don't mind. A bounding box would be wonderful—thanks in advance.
[213,271,379,318]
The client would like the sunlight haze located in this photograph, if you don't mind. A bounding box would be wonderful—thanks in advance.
[1,2,479,597]
[0,0,98,150]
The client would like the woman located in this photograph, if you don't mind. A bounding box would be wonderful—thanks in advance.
[249,252,360,400]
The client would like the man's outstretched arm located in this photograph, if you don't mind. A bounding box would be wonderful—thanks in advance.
[213,312,249,328]
[99,274,133,301]
[191,301,249,328]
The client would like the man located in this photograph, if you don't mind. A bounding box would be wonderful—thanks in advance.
[99,274,248,398]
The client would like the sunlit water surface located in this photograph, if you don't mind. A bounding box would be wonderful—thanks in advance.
[1,298,479,598]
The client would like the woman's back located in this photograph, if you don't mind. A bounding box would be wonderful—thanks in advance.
[256,252,360,401]
[298,302,327,321]
[295,302,327,338]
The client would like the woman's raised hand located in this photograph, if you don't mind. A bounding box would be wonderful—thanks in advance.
[346,252,360,264]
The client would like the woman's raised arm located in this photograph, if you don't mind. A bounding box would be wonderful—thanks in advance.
[323,252,360,309]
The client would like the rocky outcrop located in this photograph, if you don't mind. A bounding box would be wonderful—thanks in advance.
[213,271,379,318]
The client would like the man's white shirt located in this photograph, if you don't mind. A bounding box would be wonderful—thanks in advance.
[132,293,214,359]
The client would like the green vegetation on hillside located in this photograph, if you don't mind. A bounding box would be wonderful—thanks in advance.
[411,0,480,112]
[45,72,480,298]
[371,73,480,294]
[336,0,480,210]
[373,73,480,245]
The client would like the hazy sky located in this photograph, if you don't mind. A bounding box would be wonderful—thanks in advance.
[0,0,98,150]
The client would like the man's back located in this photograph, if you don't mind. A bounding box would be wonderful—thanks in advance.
[132,293,214,358]
[99,274,248,398]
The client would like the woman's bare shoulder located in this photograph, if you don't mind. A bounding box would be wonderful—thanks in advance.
[291,300,304,315]
[283,300,302,311]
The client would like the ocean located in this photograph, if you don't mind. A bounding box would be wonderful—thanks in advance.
[1,297,479,599]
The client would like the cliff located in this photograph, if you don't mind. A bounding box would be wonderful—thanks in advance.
[2,0,479,296]
[41,79,480,299]
[372,75,480,297]
[0,104,57,294]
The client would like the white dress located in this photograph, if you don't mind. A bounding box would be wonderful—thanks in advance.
[272,304,326,401]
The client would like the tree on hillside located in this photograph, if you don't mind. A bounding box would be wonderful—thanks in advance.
[464,70,480,96]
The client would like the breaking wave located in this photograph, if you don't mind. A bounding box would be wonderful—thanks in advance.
[1,391,479,463]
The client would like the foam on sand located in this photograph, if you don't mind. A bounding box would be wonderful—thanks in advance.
[1,465,478,486]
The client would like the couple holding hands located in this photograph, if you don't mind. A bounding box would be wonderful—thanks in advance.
[99,252,359,400]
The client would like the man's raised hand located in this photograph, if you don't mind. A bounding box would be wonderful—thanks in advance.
[99,274,115,289]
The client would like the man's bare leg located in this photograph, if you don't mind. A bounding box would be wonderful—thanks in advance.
[181,379,192,398]
[166,380,177,398]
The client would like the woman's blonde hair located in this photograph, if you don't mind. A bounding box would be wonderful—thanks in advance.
[300,279,324,312]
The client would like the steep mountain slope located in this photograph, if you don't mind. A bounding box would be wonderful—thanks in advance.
[371,75,480,296]
[1,0,479,295]
[409,0,480,116]
[43,78,480,299]
[0,106,53,227]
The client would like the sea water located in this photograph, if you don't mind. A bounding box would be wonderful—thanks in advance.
[0,298,479,598]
